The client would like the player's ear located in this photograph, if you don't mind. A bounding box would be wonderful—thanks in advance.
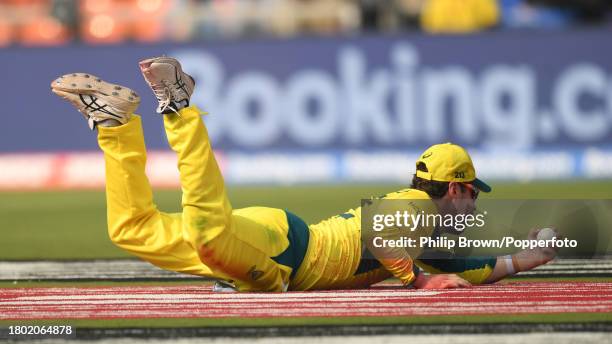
[447,182,461,198]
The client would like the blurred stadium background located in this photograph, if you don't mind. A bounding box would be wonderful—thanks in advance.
[1,0,612,260]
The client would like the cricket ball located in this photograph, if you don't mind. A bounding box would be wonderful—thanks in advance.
[537,227,557,241]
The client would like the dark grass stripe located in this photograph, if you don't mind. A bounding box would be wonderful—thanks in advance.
[74,323,612,339]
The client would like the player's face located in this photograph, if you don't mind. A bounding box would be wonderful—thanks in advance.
[447,182,478,215]
[462,183,479,201]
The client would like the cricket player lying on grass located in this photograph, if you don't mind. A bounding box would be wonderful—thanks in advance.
[51,57,558,292]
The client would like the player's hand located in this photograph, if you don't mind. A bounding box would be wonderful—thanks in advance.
[527,227,561,264]
[412,273,471,289]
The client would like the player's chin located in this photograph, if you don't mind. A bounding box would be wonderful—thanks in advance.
[459,204,476,216]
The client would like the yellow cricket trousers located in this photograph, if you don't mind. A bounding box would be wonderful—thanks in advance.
[97,107,293,291]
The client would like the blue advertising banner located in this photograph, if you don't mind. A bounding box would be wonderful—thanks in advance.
[1,30,611,153]
[1,30,612,186]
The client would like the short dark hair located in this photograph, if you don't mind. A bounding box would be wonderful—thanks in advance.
[410,162,449,199]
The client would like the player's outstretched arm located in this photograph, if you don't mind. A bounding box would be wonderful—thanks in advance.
[413,273,472,289]
[414,228,560,285]
[484,228,560,283]
[416,256,496,286]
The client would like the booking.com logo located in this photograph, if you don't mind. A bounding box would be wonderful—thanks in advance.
[174,43,612,150]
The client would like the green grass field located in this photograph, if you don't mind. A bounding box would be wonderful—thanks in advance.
[1,182,611,330]
[0,310,609,328]
[1,181,611,260]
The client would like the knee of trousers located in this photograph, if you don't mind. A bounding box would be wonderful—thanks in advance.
[107,224,138,249]
[106,211,159,247]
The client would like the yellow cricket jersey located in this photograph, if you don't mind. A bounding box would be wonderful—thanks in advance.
[291,188,434,290]
[291,187,496,289]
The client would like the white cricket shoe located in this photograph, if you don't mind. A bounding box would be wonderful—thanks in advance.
[139,56,195,114]
[212,280,238,293]
[51,73,140,130]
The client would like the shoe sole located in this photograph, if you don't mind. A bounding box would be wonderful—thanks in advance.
[51,73,140,106]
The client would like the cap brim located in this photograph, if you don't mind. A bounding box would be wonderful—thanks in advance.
[473,178,491,193]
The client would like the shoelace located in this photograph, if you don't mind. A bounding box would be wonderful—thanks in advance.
[150,80,176,114]
[151,78,187,115]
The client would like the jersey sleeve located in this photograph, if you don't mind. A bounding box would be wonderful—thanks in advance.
[362,194,435,286]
